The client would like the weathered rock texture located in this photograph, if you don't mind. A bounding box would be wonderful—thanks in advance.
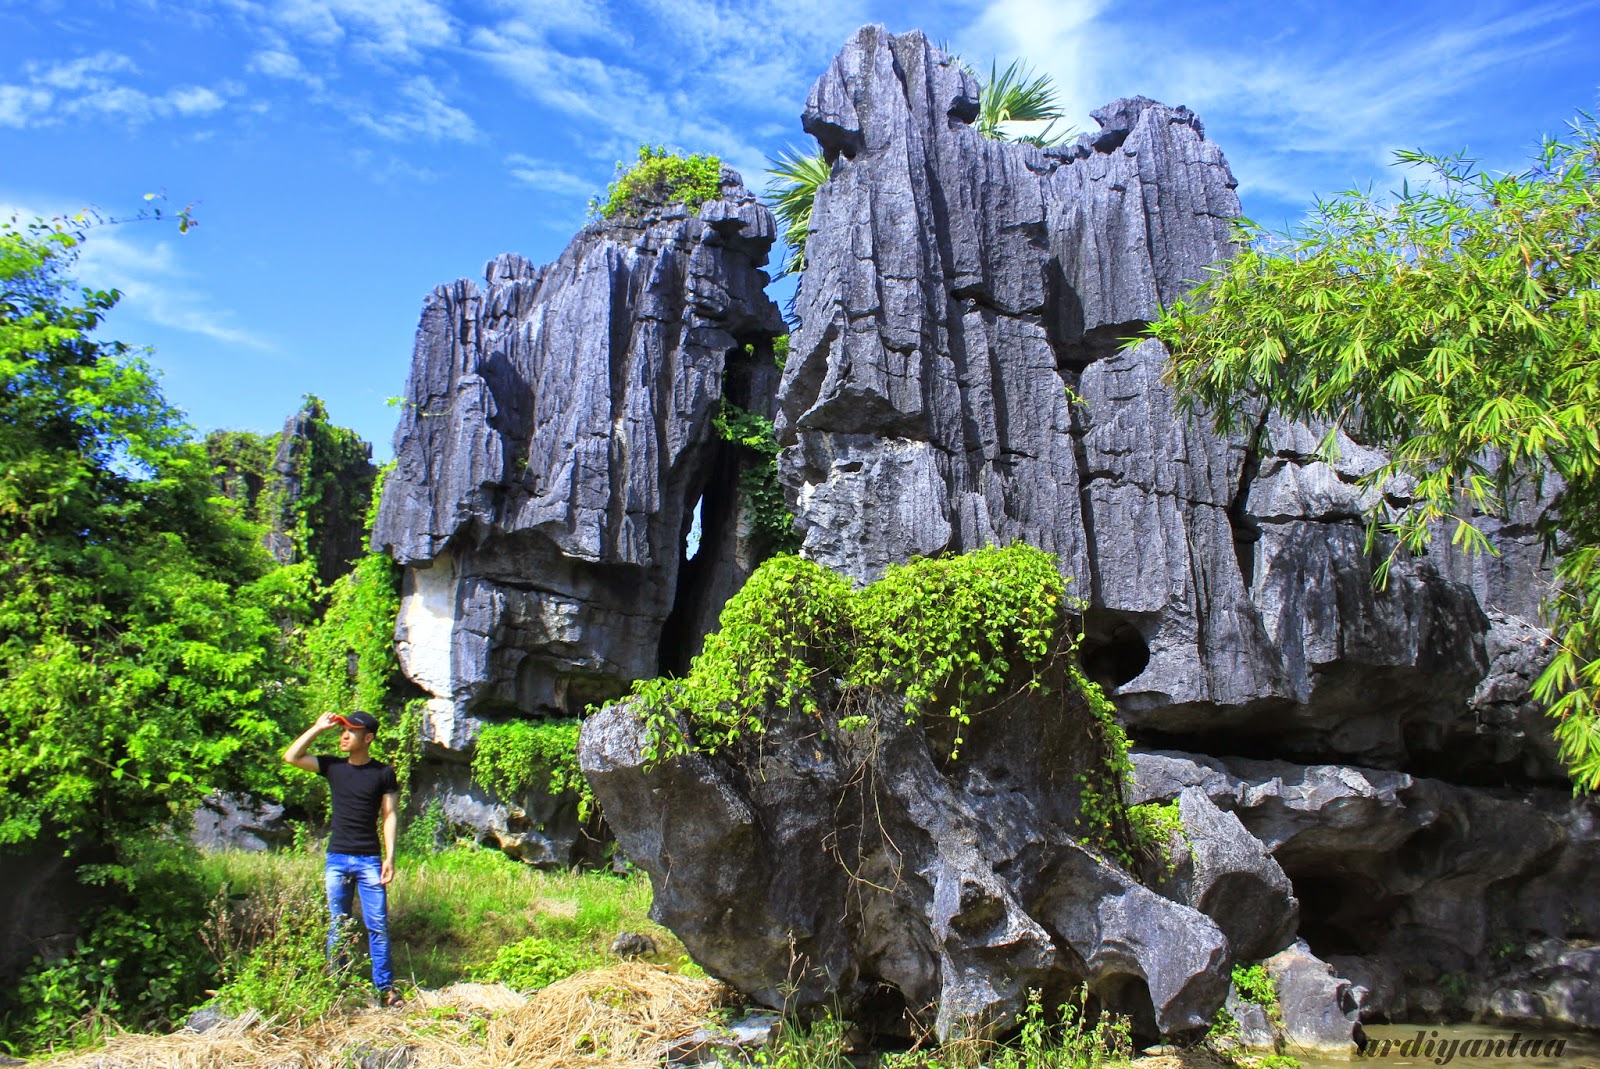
[582,671,1230,1042]
[1132,749,1600,1029]
[372,170,785,769]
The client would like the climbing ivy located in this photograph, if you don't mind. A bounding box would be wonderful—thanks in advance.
[629,545,1150,868]
[714,401,800,555]
[851,547,1064,757]
[595,145,721,220]
[1128,799,1188,875]
[471,718,590,815]
[632,554,852,762]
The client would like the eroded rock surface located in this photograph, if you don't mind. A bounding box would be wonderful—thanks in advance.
[580,675,1230,1042]
[779,25,1523,774]
[372,170,785,752]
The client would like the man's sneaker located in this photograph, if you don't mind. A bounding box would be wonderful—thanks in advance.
[381,988,406,1009]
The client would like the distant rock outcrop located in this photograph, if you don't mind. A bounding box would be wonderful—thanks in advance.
[371,170,784,758]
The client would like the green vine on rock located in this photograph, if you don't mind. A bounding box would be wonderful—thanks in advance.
[713,400,800,555]
[471,718,592,818]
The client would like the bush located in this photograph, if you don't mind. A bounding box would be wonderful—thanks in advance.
[1,835,215,1055]
[472,935,600,992]
[595,145,721,219]
[205,870,365,1026]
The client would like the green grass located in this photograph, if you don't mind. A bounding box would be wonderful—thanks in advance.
[196,840,680,992]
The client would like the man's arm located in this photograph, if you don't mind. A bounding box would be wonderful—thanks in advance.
[284,712,341,772]
[379,791,399,885]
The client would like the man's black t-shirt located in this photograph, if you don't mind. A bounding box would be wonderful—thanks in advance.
[317,755,400,856]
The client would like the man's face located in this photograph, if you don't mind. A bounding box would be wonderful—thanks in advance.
[339,727,374,752]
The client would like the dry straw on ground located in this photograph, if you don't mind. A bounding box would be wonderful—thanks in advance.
[37,964,729,1069]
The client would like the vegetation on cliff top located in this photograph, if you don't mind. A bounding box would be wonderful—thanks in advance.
[1155,113,1600,791]
[594,144,722,220]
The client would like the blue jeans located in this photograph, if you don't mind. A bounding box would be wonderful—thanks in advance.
[324,853,392,991]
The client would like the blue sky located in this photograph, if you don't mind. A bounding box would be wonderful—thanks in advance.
[3,0,1596,458]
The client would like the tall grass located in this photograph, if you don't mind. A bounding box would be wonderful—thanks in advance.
[195,839,678,993]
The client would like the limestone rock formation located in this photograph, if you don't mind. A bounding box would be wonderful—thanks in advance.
[371,170,785,758]
[581,675,1230,1042]
[781,25,1506,774]
[1132,750,1600,1028]
[1154,787,1298,962]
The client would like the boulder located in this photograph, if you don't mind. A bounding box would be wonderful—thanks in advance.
[581,665,1231,1042]
[191,792,292,853]
[1263,940,1361,1052]
[1155,787,1298,961]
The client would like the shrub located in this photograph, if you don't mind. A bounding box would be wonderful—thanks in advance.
[595,146,721,220]
[205,871,365,1026]
[472,935,600,992]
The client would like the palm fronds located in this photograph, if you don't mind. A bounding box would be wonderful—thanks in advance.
[764,146,833,278]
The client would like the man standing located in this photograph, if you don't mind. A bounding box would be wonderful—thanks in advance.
[283,710,404,1007]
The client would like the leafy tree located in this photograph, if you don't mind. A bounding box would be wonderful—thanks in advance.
[1152,115,1600,789]
[0,219,303,849]
[765,56,1070,277]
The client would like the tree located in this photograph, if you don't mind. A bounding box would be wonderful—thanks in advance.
[1151,115,1600,789]
[765,56,1070,277]
[0,218,303,849]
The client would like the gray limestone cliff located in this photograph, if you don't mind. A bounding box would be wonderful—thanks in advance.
[372,170,784,758]
[580,24,1596,1040]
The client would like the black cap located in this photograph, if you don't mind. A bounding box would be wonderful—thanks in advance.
[334,711,380,734]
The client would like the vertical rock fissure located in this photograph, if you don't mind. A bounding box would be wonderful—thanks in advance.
[1228,408,1270,589]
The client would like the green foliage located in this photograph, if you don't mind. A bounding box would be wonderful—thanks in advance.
[753,1014,853,1069]
[1,836,216,1054]
[204,428,276,517]
[879,988,1133,1069]
[207,869,365,1026]
[472,935,601,992]
[1231,963,1276,1007]
[989,989,1133,1069]
[596,145,721,220]
[1154,114,1600,790]
[1128,800,1187,874]
[0,220,301,848]
[302,552,402,720]
[976,59,1070,147]
[630,554,852,761]
[630,544,1107,777]
[714,401,800,554]
[764,148,833,277]
[850,546,1064,757]
[471,718,589,814]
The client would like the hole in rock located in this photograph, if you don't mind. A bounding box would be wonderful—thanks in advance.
[1289,870,1397,958]
[1077,610,1151,692]
[684,495,703,561]
[1092,974,1160,1048]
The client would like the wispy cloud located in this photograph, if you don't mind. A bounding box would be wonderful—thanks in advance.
[70,229,272,350]
[505,154,598,197]
[254,0,458,63]
[959,0,1600,211]
[0,51,237,127]
[350,74,476,141]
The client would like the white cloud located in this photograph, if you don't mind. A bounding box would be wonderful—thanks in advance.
[3,49,238,127]
[69,228,272,350]
[351,74,476,142]
[0,85,52,127]
[258,0,458,62]
[248,46,325,90]
[26,50,137,91]
[505,154,597,196]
